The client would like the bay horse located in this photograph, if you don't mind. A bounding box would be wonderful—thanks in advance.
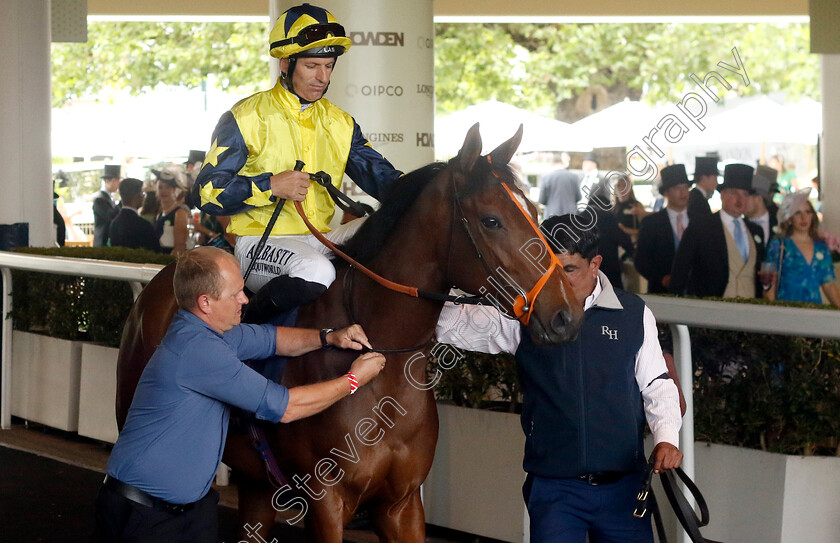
[116,124,583,542]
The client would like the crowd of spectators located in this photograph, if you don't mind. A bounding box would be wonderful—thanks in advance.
[537,152,838,307]
[81,150,234,256]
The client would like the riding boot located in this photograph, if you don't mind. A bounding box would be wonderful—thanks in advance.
[242,275,327,324]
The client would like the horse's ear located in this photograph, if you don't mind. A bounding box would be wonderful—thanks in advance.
[488,124,523,166]
[455,123,482,174]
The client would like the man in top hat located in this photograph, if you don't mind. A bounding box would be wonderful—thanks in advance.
[576,152,603,210]
[670,164,766,299]
[634,164,692,294]
[686,155,719,220]
[184,150,206,183]
[93,164,122,247]
[744,165,779,245]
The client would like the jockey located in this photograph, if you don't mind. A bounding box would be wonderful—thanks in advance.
[194,3,402,321]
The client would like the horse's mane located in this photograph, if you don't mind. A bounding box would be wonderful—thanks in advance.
[338,162,446,265]
[338,156,515,265]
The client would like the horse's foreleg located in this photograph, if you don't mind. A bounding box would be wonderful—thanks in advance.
[303,492,346,543]
[223,433,278,541]
[370,489,425,543]
[237,479,277,542]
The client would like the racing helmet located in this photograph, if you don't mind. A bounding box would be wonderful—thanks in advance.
[269,3,352,60]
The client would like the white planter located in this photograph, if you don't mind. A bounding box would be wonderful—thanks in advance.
[424,403,528,543]
[77,343,120,443]
[687,442,840,543]
[427,404,840,543]
[11,331,82,431]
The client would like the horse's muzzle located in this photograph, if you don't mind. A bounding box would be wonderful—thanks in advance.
[528,307,581,345]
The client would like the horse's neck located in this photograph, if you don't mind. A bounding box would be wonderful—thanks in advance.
[340,214,451,349]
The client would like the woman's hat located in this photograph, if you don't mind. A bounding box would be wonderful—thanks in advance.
[152,167,188,191]
[777,188,812,224]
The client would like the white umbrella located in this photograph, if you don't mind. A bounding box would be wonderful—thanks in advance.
[679,96,819,146]
[434,99,591,158]
[570,100,661,148]
[51,87,246,159]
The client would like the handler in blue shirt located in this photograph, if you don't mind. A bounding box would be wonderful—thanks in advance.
[94,246,385,542]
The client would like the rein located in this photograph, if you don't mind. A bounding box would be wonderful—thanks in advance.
[634,461,721,543]
[293,156,560,325]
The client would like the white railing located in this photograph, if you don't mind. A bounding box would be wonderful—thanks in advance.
[0,252,165,429]
[640,294,840,543]
[3,253,840,537]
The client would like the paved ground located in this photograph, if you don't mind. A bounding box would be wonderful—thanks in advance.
[0,422,497,543]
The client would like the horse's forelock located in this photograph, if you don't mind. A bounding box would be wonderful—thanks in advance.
[456,155,514,198]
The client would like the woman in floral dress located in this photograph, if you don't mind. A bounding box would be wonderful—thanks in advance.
[763,189,840,306]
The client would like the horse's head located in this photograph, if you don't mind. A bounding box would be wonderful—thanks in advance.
[442,123,583,344]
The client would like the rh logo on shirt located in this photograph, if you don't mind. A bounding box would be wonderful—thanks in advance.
[601,326,619,341]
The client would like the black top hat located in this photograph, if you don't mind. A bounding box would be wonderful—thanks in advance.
[693,156,719,179]
[659,164,690,192]
[184,150,206,165]
[752,165,778,197]
[583,152,598,165]
[718,164,755,193]
[101,164,122,179]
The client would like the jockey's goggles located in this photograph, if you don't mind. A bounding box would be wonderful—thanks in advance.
[271,23,346,49]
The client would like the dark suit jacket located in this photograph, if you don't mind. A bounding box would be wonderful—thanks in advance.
[93,190,117,247]
[686,187,712,220]
[108,208,161,252]
[587,201,634,289]
[670,212,765,298]
[538,169,581,218]
[634,209,677,294]
[745,212,778,245]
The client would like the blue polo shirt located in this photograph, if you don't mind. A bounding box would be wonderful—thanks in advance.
[107,310,289,504]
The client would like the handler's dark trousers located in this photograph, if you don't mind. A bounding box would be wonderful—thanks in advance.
[93,477,218,543]
[523,471,653,543]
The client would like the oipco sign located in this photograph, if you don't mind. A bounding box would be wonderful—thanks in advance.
[345,84,404,97]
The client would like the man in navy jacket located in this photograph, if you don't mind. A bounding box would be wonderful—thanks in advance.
[437,215,682,543]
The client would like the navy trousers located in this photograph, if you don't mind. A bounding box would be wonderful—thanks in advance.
[93,485,219,543]
[524,472,654,543]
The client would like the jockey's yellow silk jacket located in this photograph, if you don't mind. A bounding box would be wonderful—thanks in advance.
[195,80,401,236]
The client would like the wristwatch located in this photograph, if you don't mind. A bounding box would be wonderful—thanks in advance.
[320,328,335,349]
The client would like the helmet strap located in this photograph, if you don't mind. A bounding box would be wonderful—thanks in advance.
[280,56,338,105]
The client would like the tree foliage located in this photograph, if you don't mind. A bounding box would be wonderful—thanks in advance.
[434,22,819,121]
[52,21,818,121]
[51,21,271,107]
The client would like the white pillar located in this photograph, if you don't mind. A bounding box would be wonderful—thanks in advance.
[0,1,53,247]
[269,0,435,176]
[820,55,840,236]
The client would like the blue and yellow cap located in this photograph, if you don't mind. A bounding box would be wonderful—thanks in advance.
[269,3,352,59]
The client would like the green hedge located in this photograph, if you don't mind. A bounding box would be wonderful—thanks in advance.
[680,328,840,456]
[9,247,175,348]
[432,298,840,456]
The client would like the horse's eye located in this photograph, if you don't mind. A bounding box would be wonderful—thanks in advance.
[481,216,502,229]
